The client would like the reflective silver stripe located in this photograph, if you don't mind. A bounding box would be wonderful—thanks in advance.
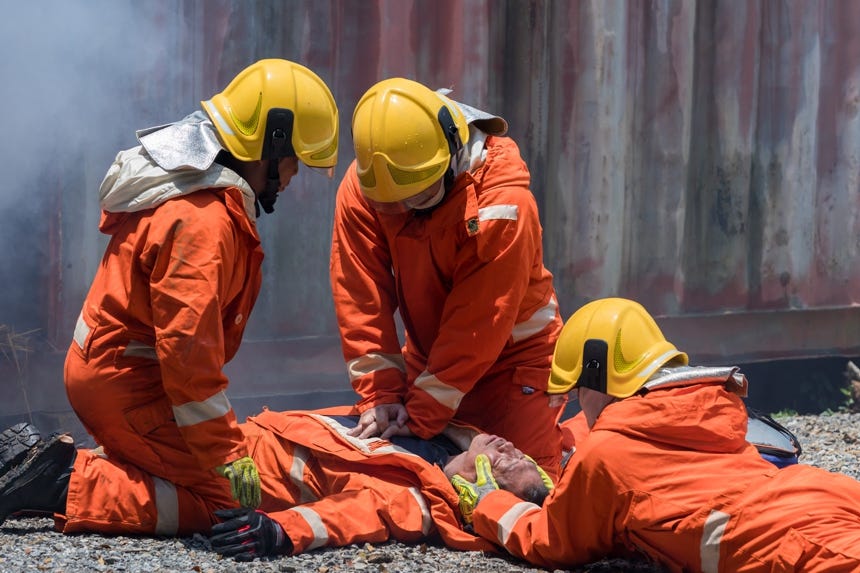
[201,100,235,136]
[152,476,179,536]
[290,505,329,551]
[413,370,465,411]
[290,445,319,504]
[700,510,730,573]
[172,391,232,427]
[123,340,158,360]
[511,295,558,343]
[408,487,433,535]
[633,349,693,390]
[346,352,406,382]
[644,365,748,395]
[310,414,419,458]
[496,501,540,546]
[73,313,90,349]
[478,204,518,221]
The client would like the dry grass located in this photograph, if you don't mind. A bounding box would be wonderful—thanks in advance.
[0,324,36,373]
[0,324,37,423]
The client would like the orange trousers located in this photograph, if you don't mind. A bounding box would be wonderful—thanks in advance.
[60,344,234,535]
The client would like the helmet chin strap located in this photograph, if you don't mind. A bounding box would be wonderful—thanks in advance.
[255,158,280,217]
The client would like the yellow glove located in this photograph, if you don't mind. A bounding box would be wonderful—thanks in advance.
[215,456,261,509]
[450,454,499,524]
[524,454,555,490]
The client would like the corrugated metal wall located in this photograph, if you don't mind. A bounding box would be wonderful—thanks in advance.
[2,0,859,426]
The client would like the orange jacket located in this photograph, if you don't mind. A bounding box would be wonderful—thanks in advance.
[73,187,263,469]
[246,408,494,554]
[473,383,860,572]
[330,136,561,438]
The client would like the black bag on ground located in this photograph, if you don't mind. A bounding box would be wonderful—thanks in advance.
[745,407,802,468]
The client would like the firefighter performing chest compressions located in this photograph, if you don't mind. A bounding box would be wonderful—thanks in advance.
[329,78,566,480]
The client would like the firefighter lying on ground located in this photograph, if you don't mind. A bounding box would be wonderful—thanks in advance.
[459,297,860,572]
[0,407,552,560]
[61,58,339,534]
[329,78,565,480]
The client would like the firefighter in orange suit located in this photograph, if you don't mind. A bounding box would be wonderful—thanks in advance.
[59,59,339,535]
[330,78,565,480]
[467,298,860,572]
[0,407,552,560]
[208,407,552,558]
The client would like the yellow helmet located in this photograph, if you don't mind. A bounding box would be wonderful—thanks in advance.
[351,77,469,203]
[548,298,688,398]
[201,58,339,167]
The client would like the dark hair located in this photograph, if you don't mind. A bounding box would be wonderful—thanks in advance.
[520,483,550,506]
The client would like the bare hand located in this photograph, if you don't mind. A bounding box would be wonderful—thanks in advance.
[380,420,414,440]
[348,403,409,439]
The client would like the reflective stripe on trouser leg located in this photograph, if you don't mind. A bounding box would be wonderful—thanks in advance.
[152,476,179,536]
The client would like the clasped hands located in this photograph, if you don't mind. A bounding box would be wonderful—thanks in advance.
[347,403,414,439]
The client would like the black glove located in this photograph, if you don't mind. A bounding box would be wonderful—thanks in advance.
[210,507,292,561]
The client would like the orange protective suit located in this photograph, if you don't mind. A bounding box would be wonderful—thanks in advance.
[330,136,564,477]
[473,382,860,572]
[62,183,263,535]
[246,407,493,553]
[58,407,493,552]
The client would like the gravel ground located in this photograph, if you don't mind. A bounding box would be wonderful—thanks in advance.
[0,411,857,573]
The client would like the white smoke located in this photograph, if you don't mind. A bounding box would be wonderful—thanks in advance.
[0,1,181,330]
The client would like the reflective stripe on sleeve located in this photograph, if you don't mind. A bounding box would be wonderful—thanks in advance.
[408,487,433,535]
[289,505,329,551]
[346,352,406,382]
[290,445,319,504]
[511,295,558,343]
[73,313,90,349]
[478,204,518,221]
[152,476,179,536]
[413,371,465,411]
[700,510,730,573]
[496,501,540,547]
[172,391,232,427]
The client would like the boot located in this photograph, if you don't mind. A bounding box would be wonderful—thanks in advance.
[0,422,42,478]
[0,433,76,524]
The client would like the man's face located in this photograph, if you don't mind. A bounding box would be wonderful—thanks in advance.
[578,386,617,428]
[245,156,300,196]
[276,156,300,191]
[443,434,546,498]
[364,176,446,214]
